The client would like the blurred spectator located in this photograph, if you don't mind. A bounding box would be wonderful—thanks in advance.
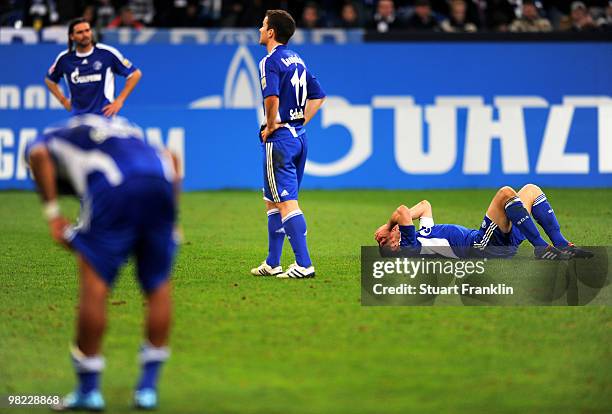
[569,0,599,30]
[95,0,116,28]
[126,0,154,25]
[440,0,478,32]
[300,1,324,28]
[1,0,22,26]
[159,0,211,27]
[58,0,87,23]
[338,1,360,27]
[4,0,612,32]
[219,0,268,27]
[82,4,95,24]
[220,0,243,26]
[594,0,612,28]
[542,0,573,29]
[199,0,222,26]
[368,0,403,32]
[107,5,144,29]
[406,0,440,31]
[509,0,552,31]
[156,0,184,26]
[182,1,203,26]
[23,0,59,29]
[485,0,516,31]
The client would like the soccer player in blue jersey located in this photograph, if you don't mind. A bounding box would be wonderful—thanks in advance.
[27,115,179,410]
[250,10,326,279]
[45,18,142,117]
[375,184,592,259]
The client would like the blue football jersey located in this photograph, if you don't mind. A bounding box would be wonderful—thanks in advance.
[400,223,480,259]
[415,224,481,258]
[399,219,524,259]
[259,45,325,141]
[26,115,174,197]
[47,43,138,115]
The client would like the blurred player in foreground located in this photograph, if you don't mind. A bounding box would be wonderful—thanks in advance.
[375,184,593,259]
[45,18,142,117]
[27,115,179,410]
[251,10,326,279]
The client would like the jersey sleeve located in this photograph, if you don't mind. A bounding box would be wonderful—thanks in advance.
[107,48,138,78]
[399,225,418,247]
[260,58,280,98]
[46,52,66,83]
[306,71,325,100]
[419,217,434,229]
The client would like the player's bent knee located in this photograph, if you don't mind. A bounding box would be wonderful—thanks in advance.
[265,201,277,211]
[520,183,542,195]
[277,200,300,217]
[497,186,517,201]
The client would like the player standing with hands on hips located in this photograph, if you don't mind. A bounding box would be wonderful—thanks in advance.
[251,10,326,279]
[45,17,142,117]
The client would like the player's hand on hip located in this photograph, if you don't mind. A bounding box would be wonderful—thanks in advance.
[102,98,124,117]
[261,122,283,142]
[49,216,72,250]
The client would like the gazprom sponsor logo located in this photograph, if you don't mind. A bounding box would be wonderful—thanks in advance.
[70,68,102,84]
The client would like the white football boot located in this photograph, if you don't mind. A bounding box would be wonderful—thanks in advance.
[251,261,283,276]
[277,262,315,279]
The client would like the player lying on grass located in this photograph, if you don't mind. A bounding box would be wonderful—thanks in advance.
[375,184,592,259]
[27,115,180,411]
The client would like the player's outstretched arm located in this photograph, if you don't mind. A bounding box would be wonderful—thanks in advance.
[44,77,71,112]
[29,147,71,249]
[303,97,325,126]
[102,69,142,117]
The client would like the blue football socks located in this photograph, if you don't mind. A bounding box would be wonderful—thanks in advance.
[504,196,548,247]
[282,210,312,268]
[136,342,170,392]
[531,193,570,247]
[266,208,285,267]
[70,345,104,395]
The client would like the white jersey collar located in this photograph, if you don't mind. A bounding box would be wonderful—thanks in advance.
[76,46,95,57]
[267,44,284,57]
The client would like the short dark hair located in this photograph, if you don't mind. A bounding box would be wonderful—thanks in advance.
[265,10,296,44]
[67,17,91,51]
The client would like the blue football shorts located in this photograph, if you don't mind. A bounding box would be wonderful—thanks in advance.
[472,215,526,257]
[262,134,307,203]
[67,176,177,293]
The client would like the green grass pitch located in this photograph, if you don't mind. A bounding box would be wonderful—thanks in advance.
[1,189,611,413]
